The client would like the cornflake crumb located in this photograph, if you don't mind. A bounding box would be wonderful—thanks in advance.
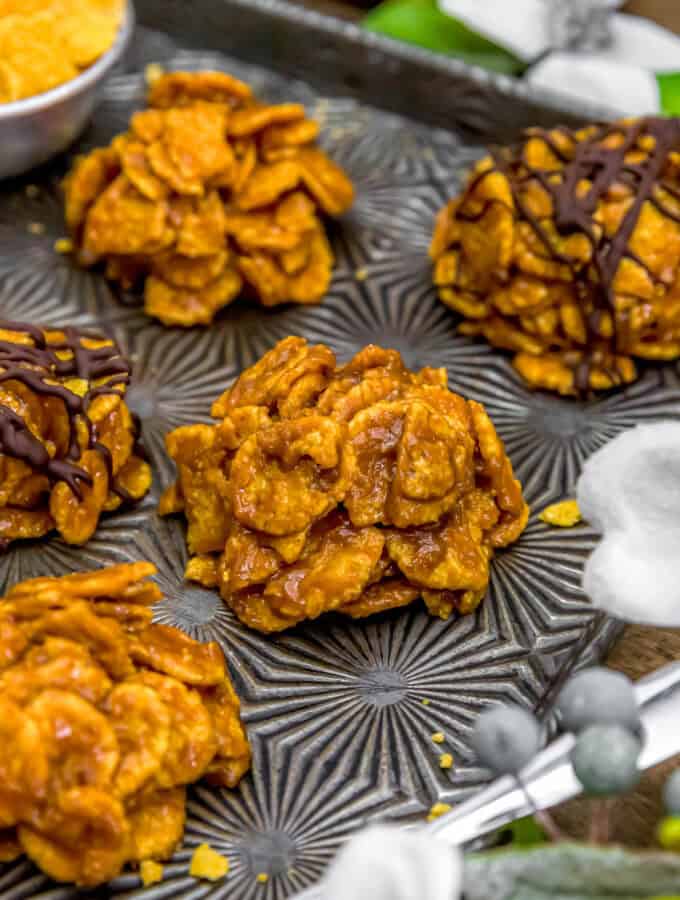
[354,267,368,281]
[539,499,581,528]
[25,185,39,199]
[140,860,164,887]
[426,802,452,823]
[145,62,164,85]
[421,698,431,706]
[27,222,45,235]
[439,753,454,770]
[257,873,269,883]
[54,238,74,254]
[190,844,230,881]
[431,731,445,744]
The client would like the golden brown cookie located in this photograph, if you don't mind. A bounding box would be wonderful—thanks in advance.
[162,337,529,631]
[64,71,354,326]
[431,118,680,395]
[0,562,250,886]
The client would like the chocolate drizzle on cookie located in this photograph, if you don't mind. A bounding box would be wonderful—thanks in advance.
[461,117,680,391]
[0,320,132,499]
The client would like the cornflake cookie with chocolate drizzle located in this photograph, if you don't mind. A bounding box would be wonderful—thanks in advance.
[160,337,529,633]
[430,117,680,395]
[0,320,151,547]
[63,70,354,326]
[0,562,250,886]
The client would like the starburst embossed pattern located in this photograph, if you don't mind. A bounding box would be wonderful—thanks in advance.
[0,29,669,900]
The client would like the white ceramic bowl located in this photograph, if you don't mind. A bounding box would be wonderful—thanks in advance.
[0,0,134,179]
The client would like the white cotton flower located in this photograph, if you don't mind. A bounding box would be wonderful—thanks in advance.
[527,54,660,117]
[323,825,462,900]
[577,423,680,627]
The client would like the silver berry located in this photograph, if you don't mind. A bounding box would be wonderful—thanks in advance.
[471,705,541,776]
[570,724,641,796]
[556,667,639,734]
[663,770,680,815]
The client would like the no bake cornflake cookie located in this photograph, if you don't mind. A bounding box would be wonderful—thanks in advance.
[63,71,354,326]
[431,117,680,394]
[160,337,529,632]
[0,562,250,886]
[0,320,150,547]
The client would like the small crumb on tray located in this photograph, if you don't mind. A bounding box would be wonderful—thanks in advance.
[439,753,453,770]
[190,844,230,881]
[140,860,164,886]
[27,222,45,235]
[54,237,73,254]
[257,873,269,883]
[145,62,164,85]
[354,267,368,281]
[426,802,452,822]
[539,499,581,527]
[431,732,444,744]
[421,698,431,706]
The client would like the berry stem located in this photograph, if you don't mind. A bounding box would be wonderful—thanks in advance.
[533,808,564,843]
[589,798,613,845]
[518,779,563,843]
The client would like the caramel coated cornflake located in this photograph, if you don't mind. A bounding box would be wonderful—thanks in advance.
[0,562,250,887]
[64,71,354,326]
[161,337,529,632]
[431,118,680,395]
[0,319,151,548]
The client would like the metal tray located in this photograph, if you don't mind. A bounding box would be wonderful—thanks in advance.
[0,4,678,897]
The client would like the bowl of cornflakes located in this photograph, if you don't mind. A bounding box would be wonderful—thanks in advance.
[0,0,134,179]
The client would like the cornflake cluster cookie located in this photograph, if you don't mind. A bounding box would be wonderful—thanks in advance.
[63,71,355,326]
[431,117,680,395]
[0,562,251,886]
[0,320,150,547]
[160,337,529,633]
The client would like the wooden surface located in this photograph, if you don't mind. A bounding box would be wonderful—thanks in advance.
[295,0,680,846]
[626,0,680,33]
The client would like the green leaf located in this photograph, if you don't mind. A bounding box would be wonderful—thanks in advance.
[362,0,525,75]
[658,816,680,851]
[464,843,680,900]
[496,816,548,848]
[657,73,680,117]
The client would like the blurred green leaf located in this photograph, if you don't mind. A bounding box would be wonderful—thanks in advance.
[657,73,680,116]
[464,844,680,900]
[362,0,525,75]
[497,815,548,848]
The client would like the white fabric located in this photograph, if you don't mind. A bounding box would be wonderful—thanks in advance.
[607,14,680,72]
[437,0,680,115]
[577,423,680,627]
[323,825,463,900]
[527,53,660,116]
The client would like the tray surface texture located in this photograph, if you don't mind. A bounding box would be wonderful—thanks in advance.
[0,22,676,900]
